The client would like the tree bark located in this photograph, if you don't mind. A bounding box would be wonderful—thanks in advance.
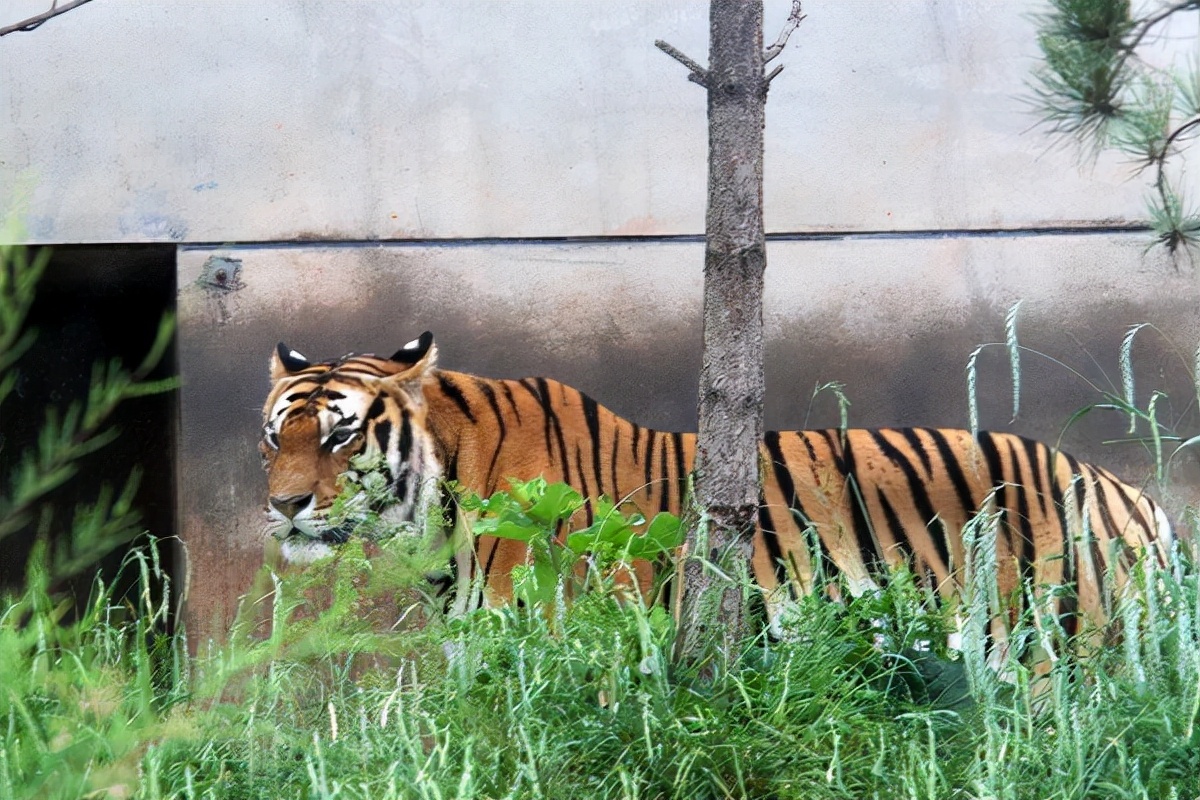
[673,0,767,671]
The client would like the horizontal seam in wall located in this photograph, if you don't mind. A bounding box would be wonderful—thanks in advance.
[177,223,1154,251]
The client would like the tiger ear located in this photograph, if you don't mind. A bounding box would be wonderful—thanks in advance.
[389,331,435,365]
[382,332,437,398]
[271,342,312,381]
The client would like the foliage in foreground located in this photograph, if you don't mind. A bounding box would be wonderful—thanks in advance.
[4,234,1199,797]
[2,494,1199,799]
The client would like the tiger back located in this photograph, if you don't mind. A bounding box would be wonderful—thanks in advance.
[260,332,1174,646]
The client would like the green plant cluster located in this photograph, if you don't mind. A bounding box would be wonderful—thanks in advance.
[3,518,1198,799]
[456,477,683,607]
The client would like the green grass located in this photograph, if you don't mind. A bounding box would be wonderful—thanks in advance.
[2,530,1197,800]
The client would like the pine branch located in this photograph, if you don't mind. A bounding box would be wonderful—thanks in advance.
[1029,0,1200,257]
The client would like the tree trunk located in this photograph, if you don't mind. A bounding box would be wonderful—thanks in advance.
[674,0,767,671]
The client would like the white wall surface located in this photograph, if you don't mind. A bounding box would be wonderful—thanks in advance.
[4,0,1191,243]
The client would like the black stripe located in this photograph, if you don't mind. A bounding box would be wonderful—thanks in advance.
[1092,477,1131,571]
[610,425,621,502]
[499,381,523,425]
[1059,591,1079,638]
[644,429,658,507]
[1047,449,1072,587]
[761,432,799,588]
[671,432,687,511]
[900,428,933,477]
[814,429,872,572]
[476,380,506,434]
[975,431,1008,515]
[531,381,556,466]
[869,430,950,575]
[1064,454,1088,531]
[1022,437,1050,519]
[875,487,907,564]
[437,374,476,423]
[814,429,842,464]
[476,380,507,495]
[393,415,413,506]
[797,430,818,462]
[517,378,542,405]
[975,433,1011,578]
[481,536,502,586]
[975,432,1005,491]
[926,429,977,513]
[658,437,670,512]
[631,424,641,466]
[398,411,413,462]
[1040,442,1084,638]
[342,358,390,375]
[373,419,393,460]
[534,378,572,485]
[1045,442,1079,637]
[576,447,593,526]
[581,393,604,499]
[366,395,386,419]
[1063,454,1093,606]
[1103,468,1153,538]
[1006,441,1036,588]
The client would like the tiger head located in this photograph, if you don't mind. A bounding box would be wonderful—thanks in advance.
[260,331,442,563]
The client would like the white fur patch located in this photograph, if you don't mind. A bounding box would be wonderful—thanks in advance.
[402,338,420,351]
[1154,505,1174,548]
[289,349,308,361]
[281,539,336,564]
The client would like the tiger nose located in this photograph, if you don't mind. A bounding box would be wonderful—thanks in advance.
[269,493,314,520]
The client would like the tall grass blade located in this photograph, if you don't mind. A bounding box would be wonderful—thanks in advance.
[1005,300,1022,421]
[1120,323,1149,434]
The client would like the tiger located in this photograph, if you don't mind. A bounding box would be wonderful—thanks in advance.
[260,330,1174,652]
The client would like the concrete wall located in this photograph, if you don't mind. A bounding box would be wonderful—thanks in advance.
[6,1,1200,646]
[4,0,1196,242]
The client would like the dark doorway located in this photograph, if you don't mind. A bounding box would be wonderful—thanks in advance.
[0,244,178,617]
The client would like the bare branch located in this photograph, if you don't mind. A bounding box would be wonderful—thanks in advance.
[764,64,784,87]
[1124,0,1199,57]
[655,39,709,87]
[0,0,94,38]
[1153,113,1200,190]
[764,0,805,64]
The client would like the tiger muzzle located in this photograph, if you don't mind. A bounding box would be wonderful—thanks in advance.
[269,493,314,521]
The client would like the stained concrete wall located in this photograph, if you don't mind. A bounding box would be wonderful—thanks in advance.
[178,238,1200,647]
[6,1,1200,647]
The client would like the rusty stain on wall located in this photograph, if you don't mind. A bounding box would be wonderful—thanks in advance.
[196,255,244,326]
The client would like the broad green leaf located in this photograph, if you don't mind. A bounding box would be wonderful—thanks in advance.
[527,481,584,526]
[621,513,684,560]
[472,510,537,542]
